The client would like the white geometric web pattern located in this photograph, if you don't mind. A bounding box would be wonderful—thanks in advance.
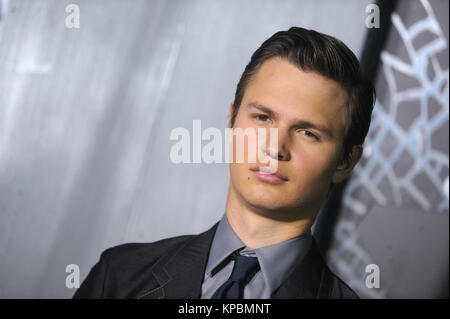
[328,0,449,298]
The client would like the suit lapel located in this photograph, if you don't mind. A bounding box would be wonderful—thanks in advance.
[271,237,331,299]
[137,222,218,299]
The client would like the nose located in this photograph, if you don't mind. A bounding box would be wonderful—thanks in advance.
[264,126,290,161]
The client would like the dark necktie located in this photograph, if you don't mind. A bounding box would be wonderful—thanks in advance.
[211,251,260,299]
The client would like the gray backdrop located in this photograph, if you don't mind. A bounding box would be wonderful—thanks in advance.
[0,0,447,299]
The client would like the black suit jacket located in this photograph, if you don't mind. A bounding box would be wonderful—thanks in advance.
[73,222,359,299]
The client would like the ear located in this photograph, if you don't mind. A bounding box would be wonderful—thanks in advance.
[228,101,235,128]
[332,145,363,184]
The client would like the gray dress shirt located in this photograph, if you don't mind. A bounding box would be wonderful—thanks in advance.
[201,213,312,299]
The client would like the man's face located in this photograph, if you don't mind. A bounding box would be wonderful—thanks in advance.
[229,57,351,219]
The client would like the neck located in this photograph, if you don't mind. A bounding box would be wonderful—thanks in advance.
[225,184,315,249]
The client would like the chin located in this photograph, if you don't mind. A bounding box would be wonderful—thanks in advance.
[241,188,293,212]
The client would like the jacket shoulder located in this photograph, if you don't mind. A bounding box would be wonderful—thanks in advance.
[101,234,194,264]
[327,270,360,299]
[73,234,195,299]
[311,238,359,299]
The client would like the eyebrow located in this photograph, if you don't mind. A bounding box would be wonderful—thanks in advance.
[246,102,333,137]
[246,102,277,117]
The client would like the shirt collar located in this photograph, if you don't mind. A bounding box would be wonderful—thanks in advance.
[206,213,313,294]
[253,227,312,294]
[206,213,245,276]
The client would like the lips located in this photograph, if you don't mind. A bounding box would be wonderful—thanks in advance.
[250,166,288,185]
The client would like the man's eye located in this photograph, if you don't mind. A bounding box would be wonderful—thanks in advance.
[300,130,319,140]
[254,114,270,122]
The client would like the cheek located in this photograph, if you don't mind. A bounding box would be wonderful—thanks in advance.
[292,146,339,183]
[229,162,253,192]
[231,132,253,164]
[231,120,260,164]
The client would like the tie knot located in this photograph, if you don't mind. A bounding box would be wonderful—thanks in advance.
[228,252,260,284]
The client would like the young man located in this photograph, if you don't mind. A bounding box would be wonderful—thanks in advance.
[74,27,375,299]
